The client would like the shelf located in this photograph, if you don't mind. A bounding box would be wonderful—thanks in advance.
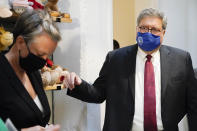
[44,84,65,91]
[52,16,72,23]
[0,10,19,31]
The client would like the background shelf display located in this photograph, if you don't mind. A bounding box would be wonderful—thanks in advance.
[44,84,65,91]
[52,16,72,23]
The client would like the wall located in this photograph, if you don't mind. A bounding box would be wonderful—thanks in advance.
[53,0,113,130]
[0,0,9,7]
[158,0,197,68]
[113,0,158,48]
[159,0,197,130]
[113,0,136,47]
[134,0,158,21]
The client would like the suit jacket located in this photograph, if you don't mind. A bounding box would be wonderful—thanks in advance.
[194,68,197,78]
[0,53,50,129]
[68,44,197,131]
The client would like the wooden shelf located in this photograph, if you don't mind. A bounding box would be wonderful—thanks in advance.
[44,84,65,91]
[0,10,19,32]
[52,16,72,23]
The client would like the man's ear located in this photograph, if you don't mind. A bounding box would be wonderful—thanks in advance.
[163,30,166,35]
[136,26,139,37]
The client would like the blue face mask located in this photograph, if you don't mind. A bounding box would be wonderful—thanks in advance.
[136,32,161,51]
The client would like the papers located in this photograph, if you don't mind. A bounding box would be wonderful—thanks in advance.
[5,118,17,131]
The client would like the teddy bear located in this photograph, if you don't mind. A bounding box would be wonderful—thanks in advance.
[11,0,34,14]
[0,7,13,18]
[28,0,44,9]
[40,59,68,90]
[45,0,59,11]
[0,27,13,51]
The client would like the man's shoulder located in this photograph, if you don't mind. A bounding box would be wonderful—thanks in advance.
[105,44,137,64]
[110,44,137,56]
[194,68,197,77]
[161,45,189,57]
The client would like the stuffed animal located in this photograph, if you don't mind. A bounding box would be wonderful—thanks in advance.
[28,0,44,9]
[0,27,13,51]
[45,0,59,11]
[12,0,33,14]
[0,7,13,18]
[41,59,68,87]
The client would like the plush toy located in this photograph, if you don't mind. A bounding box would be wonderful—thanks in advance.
[0,7,13,18]
[38,0,48,5]
[28,0,44,9]
[41,59,68,88]
[45,0,59,11]
[0,27,13,51]
[12,0,33,14]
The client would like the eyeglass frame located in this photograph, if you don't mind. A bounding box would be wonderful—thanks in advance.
[137,26,164,35]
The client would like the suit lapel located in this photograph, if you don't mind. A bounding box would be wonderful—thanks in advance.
[160,45,171,106]
[127,44,138,100]
[29,72,50,117]
[0,54,44,121]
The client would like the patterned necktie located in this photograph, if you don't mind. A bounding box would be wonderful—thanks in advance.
[144,55,157,131]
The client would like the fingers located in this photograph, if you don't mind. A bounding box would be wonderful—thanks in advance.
[75,75,82,85]
[64,73,70,89]
[21,125,60,131]
[36,126,45,131]
[63,72,82,90]
[45,124,60,131]
[70,72,76,89]
[21,125,45,131]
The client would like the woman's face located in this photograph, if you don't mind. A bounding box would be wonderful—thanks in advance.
[23,32,58,60]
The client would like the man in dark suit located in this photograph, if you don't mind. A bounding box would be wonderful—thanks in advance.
[194,68,197,78]
[63,8,197,131]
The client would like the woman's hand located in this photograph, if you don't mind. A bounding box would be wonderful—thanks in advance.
[21,126,45,131]
[45,124,60,131]
[21,124,60,131]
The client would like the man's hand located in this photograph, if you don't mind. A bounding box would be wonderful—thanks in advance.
[63,72,82,90]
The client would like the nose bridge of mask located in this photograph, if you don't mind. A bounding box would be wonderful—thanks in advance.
[147,28,152,33]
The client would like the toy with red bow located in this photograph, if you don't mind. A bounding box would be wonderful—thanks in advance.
[41,58,68,90]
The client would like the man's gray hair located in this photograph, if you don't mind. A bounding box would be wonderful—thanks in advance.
[137,8,167,30]
[13,9,61,44]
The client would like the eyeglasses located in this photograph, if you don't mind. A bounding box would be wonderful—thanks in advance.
[138,26,163,35]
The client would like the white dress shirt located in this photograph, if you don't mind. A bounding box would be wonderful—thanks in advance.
[131,47,163,131]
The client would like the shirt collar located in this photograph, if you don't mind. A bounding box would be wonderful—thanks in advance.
[137,47,160,62]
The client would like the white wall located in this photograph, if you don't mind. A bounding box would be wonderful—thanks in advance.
[53,0,112,130]
[158,0,197,130]
[158,0,197,68]
[0,0,9,8]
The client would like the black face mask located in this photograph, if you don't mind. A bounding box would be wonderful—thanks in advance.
[19,47,46,73]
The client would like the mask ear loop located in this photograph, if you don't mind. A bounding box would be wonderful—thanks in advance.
[18,36,31,59]
[22,36,31,54]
